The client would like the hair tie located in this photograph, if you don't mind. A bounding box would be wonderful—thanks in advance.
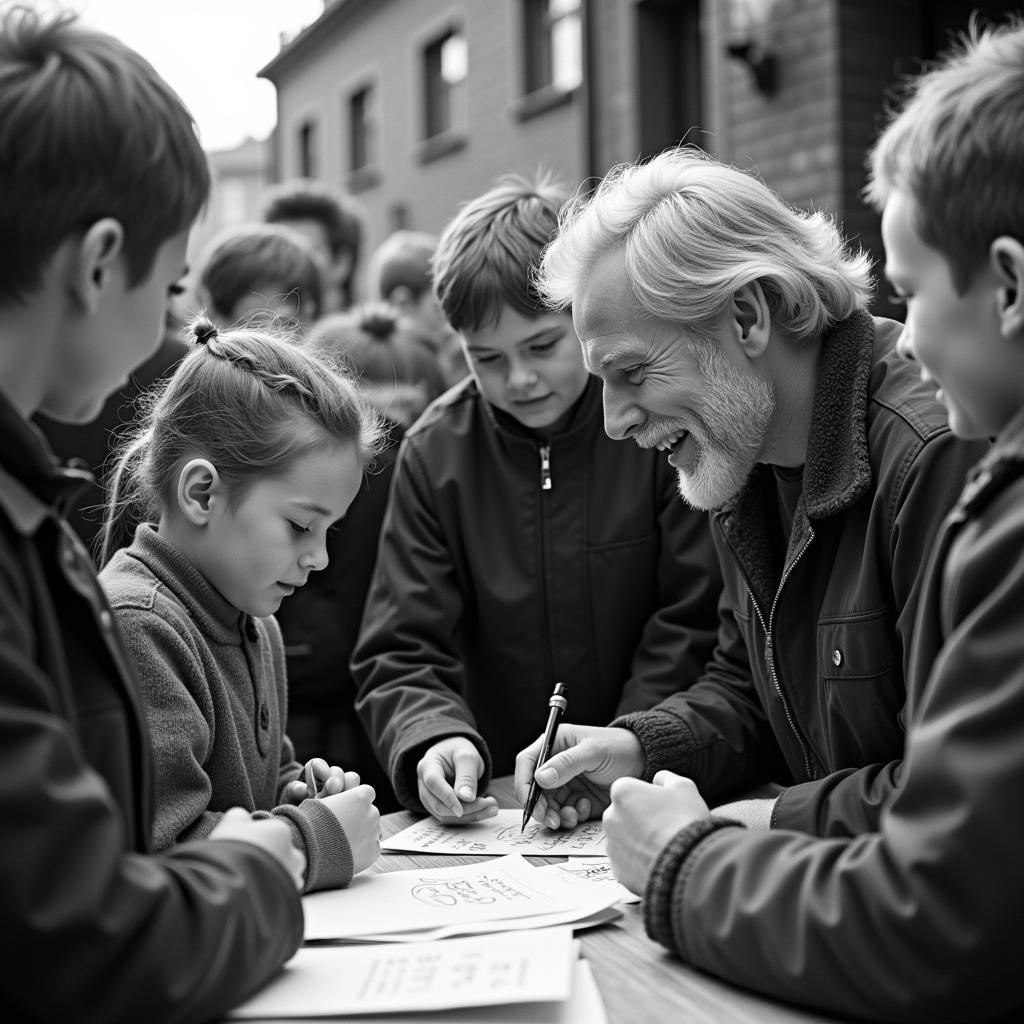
[194,321,218,346]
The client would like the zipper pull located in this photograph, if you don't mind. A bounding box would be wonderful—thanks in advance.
[539,444,552,491]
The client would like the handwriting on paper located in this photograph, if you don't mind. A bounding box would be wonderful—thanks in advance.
[382,809,607,856]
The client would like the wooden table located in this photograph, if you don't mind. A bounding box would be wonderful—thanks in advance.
[374,777,852,1024]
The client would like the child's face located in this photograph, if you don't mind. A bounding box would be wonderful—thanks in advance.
[48,229,189,423]
[461,308,589,431]
[194,442,362,618]
[882,189,1021,439]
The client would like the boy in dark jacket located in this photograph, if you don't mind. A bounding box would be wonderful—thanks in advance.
[0,8,303,1021]
[352,173,724,822]
[521,20,1024,1021]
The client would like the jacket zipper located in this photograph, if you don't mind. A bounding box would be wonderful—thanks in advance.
[747,529,816,781]
[537,443,555,684]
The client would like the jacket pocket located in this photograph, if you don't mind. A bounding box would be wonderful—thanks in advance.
[818,610,905,767]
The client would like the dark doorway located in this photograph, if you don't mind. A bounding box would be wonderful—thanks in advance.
[635,0,705,158]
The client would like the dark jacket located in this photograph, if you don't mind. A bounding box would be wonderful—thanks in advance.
[276,419,404,805]
[617,312,989,835]
[353,374,723,810]
[643,407,1024,1023]
[0,394,301,1023]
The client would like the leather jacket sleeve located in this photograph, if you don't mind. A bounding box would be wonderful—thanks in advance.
[642,472,1024,1023]
[0,604,302,1023]
[352,439,491,811]
[614,586,788,801]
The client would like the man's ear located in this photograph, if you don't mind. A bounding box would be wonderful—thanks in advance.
[990,236,1024,340]
[730,280,771,357]
[176,458,221,525]
[70,218,125,313]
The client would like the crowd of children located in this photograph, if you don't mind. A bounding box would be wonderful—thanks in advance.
[2,2,1024,1021]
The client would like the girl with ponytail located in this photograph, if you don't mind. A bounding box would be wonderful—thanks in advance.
[99,317,386,893]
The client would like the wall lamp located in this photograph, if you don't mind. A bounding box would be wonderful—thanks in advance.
[726,0,779,96]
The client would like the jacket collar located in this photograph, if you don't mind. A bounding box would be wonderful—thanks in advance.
[712,310,877,613]
[0,390,94,536]
[719,309,876,523]
[482,374,602,443]
[955,406,1024,517]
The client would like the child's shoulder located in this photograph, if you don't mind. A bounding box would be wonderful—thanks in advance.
[100,547,187,622]
[404,375,480,442]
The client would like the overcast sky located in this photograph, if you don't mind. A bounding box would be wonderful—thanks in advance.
[49,0,324,151]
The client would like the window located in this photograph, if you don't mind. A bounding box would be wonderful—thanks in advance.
[523,0,582,95]
[423,28,467,140]
[298,119,317,178]
[349,84,376,173]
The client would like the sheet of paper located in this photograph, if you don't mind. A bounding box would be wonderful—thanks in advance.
[224,955,606,1023]
[342,904,623,944]
[226,927,574,1019]
[535,857,641,905]
[302,854,618,942]
[382,810,607,857]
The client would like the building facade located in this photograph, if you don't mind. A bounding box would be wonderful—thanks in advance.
[259,0,1020,308]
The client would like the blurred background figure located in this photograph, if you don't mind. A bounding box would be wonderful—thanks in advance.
[366,229,467,388]
[194,221,324,328]
[276,302,441,811]
[261,178,364,313]
[309,302,446,425]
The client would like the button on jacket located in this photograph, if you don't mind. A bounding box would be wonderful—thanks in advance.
[0,394,301,1023]
[353,374,723,810]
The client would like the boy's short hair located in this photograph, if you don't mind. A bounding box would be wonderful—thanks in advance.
[195,222,324,323]
[260,178,363,266]
[0,4,210,305]
[367,230,439,301]
[865,17,1024,292]
[432,172,568,333]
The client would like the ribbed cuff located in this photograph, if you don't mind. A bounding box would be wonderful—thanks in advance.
[275,800,353,893]
[610,709,695,781]
[643,817,740,954]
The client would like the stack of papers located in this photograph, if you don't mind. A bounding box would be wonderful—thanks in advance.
[382,811,608,857]
[302,854,623,943]
[227,926,608,1022]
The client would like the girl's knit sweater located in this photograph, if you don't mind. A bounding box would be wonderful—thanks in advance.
[100,524,353,891]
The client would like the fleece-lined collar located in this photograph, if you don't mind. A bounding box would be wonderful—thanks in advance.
[118,523,250,646]
[713,311,877,613]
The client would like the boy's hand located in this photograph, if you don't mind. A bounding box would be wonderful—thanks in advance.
[513,724,645,829]
[320,785,381,875]
[209,806,306,890]
[283,758,360,804]
[417,737,499,825]
[603,771,710,895]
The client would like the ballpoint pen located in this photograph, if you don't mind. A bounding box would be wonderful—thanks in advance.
[521,682,568,831]
[305,761,319,800]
